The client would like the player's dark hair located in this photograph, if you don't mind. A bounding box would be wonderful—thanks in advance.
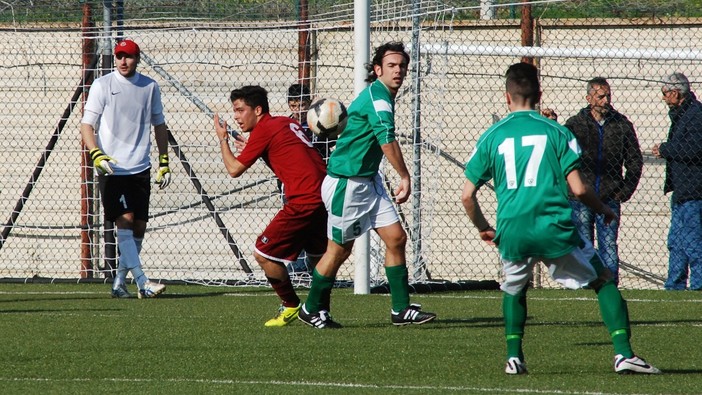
[365,41,410,83]
[586,77,609,95]
[287,83,311,102]
[230,85,270,114]
[505,62,541,107]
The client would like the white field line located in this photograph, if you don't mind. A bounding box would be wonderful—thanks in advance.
[0,377,657,395]
[0,290,701,305]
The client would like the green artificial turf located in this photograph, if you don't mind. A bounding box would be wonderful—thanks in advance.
[0,284,698,394]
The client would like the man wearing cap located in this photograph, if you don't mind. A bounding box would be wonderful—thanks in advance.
[80,39,171,298]
[652,72,702,291]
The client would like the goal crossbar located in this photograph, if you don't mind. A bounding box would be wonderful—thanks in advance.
[420,43,702,61]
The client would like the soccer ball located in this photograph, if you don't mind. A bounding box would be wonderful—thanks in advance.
[306,98,348,139]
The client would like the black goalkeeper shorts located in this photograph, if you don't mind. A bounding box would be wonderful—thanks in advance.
[98,169,151,222]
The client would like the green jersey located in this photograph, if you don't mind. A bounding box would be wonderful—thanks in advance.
[327,79,396,178]
[464,110,583,261]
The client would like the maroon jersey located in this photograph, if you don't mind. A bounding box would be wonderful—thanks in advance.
[236,113,326,205]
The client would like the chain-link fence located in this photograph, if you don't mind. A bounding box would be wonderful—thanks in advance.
[1,0,700,290]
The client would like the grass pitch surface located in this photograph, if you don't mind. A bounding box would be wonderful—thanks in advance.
[0,284,699,394]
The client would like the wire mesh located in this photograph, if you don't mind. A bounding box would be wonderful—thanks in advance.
[0,1,700,290]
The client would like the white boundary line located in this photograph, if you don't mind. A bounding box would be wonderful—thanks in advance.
[0,290,700,304]
[0,377,655,395]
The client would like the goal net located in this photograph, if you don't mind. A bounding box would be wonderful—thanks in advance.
[1,0,701,290]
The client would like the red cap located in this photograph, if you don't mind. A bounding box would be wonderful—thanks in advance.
[114,39,140,56]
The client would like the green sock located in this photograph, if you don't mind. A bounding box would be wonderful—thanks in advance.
[596,282,633,358]
[503,289,527,360]
[304,269,335,313]
[385,265,410,313]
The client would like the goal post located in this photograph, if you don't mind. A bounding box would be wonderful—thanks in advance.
[1,1,701,290]
[353,0,371,295]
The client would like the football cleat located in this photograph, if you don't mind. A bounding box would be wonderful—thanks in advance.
[614,354,662,374]
[391,303,436,326]
[298,305,342,329]
[138,281,166,299]
[111,283,133,299]
[265,304,301,327]
[505,357,528,375]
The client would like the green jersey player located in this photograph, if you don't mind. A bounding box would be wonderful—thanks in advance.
[462,62,660,375]
[299,42,436,328]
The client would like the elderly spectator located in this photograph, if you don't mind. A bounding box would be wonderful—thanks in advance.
[652,72,702,291]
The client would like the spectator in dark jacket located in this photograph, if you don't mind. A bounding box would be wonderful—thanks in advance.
[652,72,702,291]
[565,77,643,285]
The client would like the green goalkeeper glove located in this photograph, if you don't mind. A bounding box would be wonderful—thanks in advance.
[89,148,116,175]
[155,154,171,189]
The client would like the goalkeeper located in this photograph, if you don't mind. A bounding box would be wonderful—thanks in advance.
[80,39,171,299]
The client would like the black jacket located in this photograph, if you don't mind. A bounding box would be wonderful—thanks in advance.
[565,107,643,202]
[659,92,702,203]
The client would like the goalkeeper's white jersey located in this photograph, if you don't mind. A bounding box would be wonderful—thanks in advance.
[82,71,165,175]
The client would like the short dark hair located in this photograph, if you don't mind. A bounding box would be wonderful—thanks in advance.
[586,77,609,95]
[365,41,410,83]
[505,62,540,107]
[230,85,270,114]
[287,83,311,102]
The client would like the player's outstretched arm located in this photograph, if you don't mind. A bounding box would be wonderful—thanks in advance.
[461,180,496,245]
[566,169,616,224]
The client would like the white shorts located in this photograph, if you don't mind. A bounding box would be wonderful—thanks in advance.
[322,173,399,244]
[500,238,602,295]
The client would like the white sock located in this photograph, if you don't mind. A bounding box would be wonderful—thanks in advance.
[113,267,129,290]
[117,228,149,289]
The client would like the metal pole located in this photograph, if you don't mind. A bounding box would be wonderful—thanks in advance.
[102,1,113,72]
[80,1,96,278]
[102,0,117,278]
[353,0,371,295]
[115,0,124,40]
[520,0,534,64]
[480,0,496,20]
[410,0,425,281]
[297,0,311,85]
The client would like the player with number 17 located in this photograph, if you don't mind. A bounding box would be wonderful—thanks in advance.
[461,62,660,375]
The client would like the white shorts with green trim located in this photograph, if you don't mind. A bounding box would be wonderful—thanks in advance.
[500,238,602,295]
[322,173,399,244]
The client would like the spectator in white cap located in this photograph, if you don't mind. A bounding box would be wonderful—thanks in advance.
[80,39,172,298]
[652,72,702,291]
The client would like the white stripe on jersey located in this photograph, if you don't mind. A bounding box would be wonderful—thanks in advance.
[373,99,393,113]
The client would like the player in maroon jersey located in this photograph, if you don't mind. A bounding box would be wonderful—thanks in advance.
[214,85,327,327]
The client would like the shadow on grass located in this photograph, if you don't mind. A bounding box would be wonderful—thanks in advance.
[434,316,504,327]
[0,308,121,314]
[0,291,231,303]
[655,368,702,374]
[347,316,505,329]
[147,292,230,299]
[0,296,110,303]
